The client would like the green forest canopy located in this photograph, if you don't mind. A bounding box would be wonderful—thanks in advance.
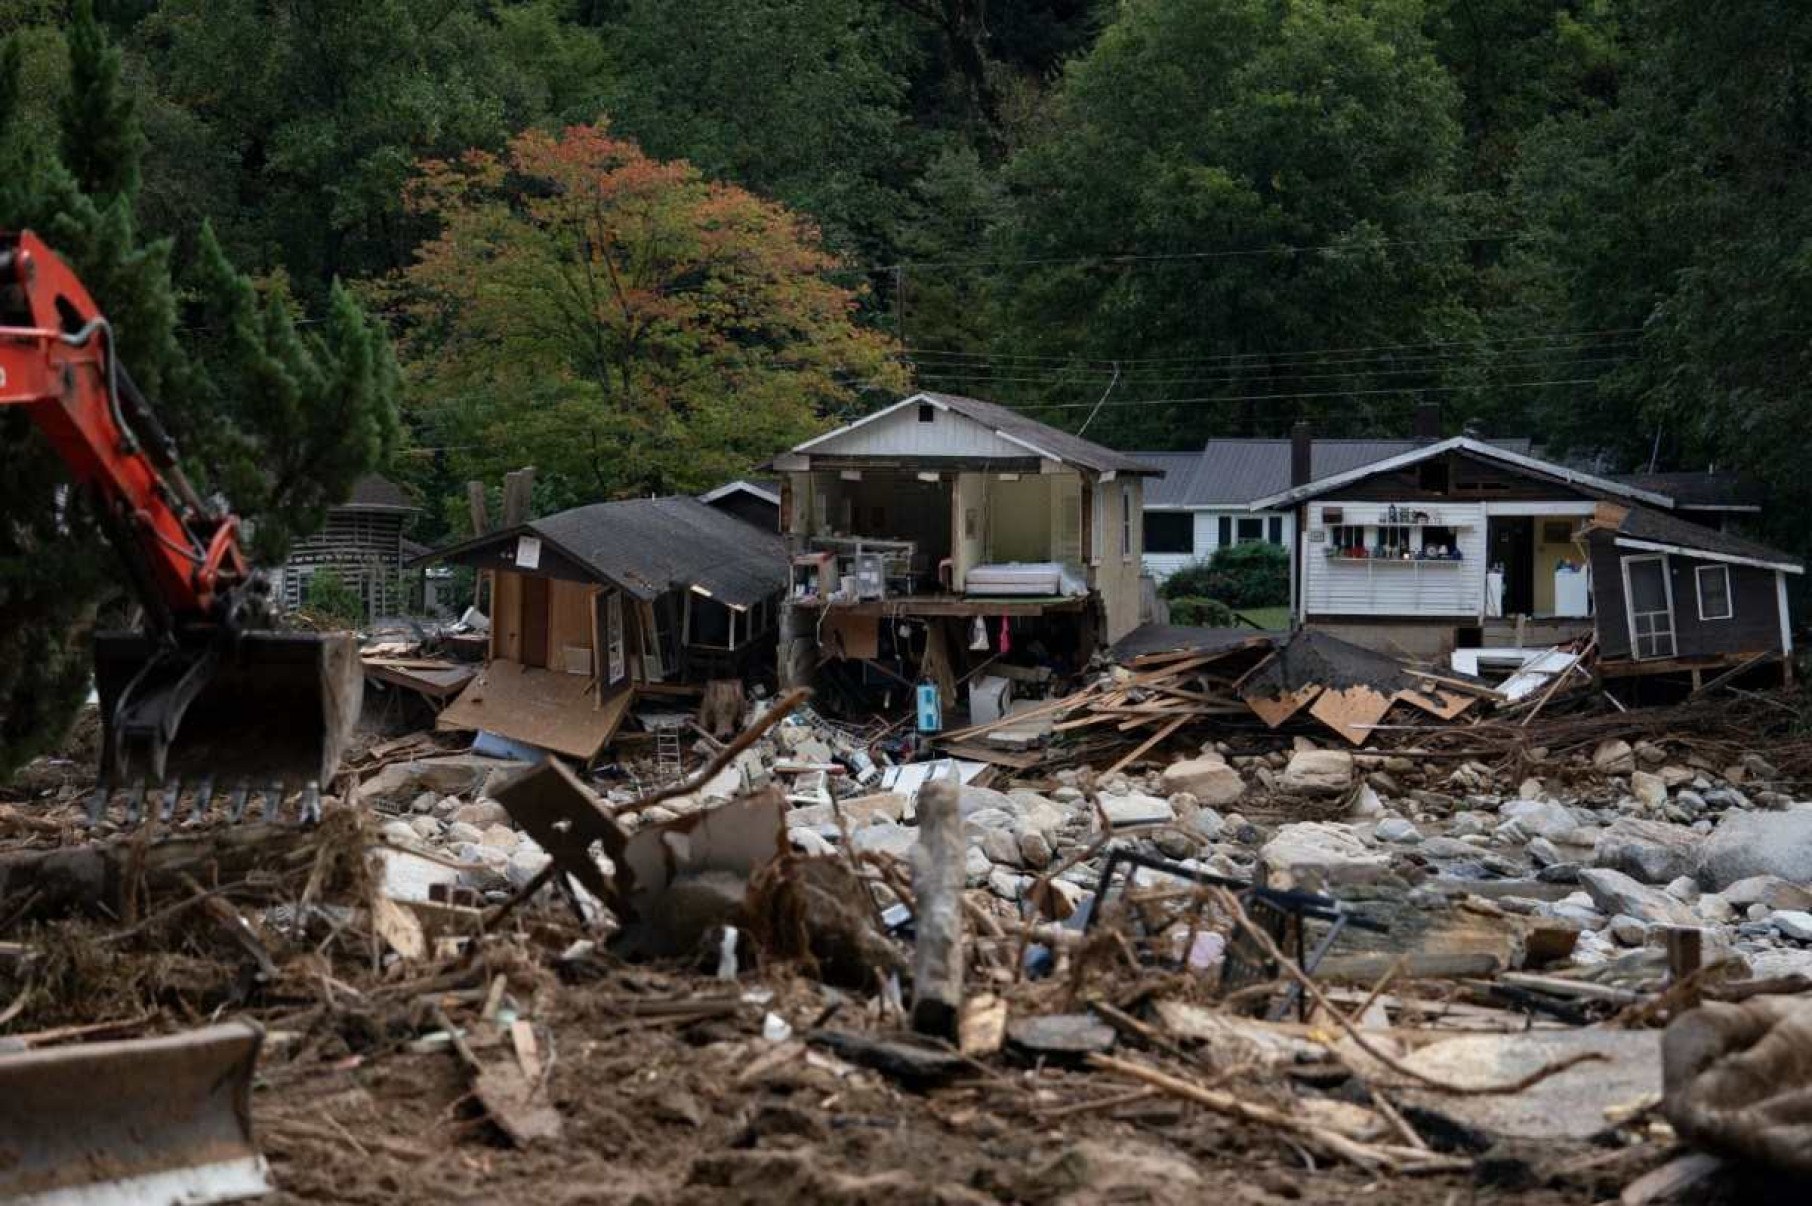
[7,0,1810,770]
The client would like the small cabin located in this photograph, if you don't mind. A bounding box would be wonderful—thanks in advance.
[422,496,787,760]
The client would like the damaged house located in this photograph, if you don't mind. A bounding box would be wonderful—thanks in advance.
[1245,434,1801,682]
[276,473,418,621]
[768,391,1162,713]
[420,496,788,761]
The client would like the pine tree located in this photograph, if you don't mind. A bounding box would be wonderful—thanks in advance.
[59,0,142,202]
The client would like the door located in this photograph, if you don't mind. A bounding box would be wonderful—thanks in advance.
[520,575,550,668]
[1487,516,1535,616]
[1622,555,1676,659]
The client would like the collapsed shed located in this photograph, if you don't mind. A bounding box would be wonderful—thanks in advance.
[417,496,788,760]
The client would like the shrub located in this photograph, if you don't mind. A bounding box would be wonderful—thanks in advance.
[303,569,366,626]
[1162,543,1289,609]
[1166,596,1237,627]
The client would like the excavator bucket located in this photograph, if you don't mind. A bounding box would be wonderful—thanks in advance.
[91,629,363,823]
[0,1021,269,1204]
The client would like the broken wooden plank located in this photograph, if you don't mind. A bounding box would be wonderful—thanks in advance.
[1101,716,1189,777]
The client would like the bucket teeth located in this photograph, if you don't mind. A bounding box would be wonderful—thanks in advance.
[86,784,111,827]
[227,781,251,823]
[190,777,215,824]
[122,780,146,827]
[299,781,322,826]
[158,780,182,824]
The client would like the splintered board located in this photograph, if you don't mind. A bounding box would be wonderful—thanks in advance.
[1241,685,1322,730]
[1306,685,1398,746]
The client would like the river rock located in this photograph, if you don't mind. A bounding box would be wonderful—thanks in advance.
[1771,911,1812,942]
[1629,771,1668,810]
[1594,817,1699,884]
[979,826,1022,867]
[1160,757,1245,806]
[1019,829,1053,869]
[1696,810,1812,890]
[1100,792,1175,827]
[1260,822,1391,891]
[1577,868,1700,926]
[1722,875,1812,912]
[1498,798,1581,842]
[1374,817,1422,844]
[1280,750,1355,796]
[1592,739,1635,774]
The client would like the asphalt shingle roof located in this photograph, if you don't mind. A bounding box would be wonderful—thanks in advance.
[343,473,416,511]
[1137,438,1534,508]
[1611,504,1800,570]
[1609,472,1762,509]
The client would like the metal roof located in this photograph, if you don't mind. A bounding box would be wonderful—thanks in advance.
[1136,438,1534,508]
[425,496,789,606]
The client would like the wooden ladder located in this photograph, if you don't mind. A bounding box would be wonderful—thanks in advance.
[654,726,684,783]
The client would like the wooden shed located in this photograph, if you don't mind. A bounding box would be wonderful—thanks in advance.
[420,496,788,760]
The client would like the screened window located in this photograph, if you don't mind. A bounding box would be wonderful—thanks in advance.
[1696,564,1733,621]
[1236,517,1264,544]
[1330,525,1365,553]
[1145,512,1193,554]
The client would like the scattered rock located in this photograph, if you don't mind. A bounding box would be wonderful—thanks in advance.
[1722,875,1812,913]
[1629,770,1668,810]
[978,827,1022,867]
[1577,868,1700,926]
[1374,817,1422,844]
[1592,740,1635,775]
[1007,1014,1116,1060]
[452,799,512,829]
[444,821,485,844]
[1159,757,1244,805]
[1260,822,1391,891]
[1770,911,1812,942]
[1348,782,1387,819]
[409,791,439,815]
[1594,817,1699,885]
[1018,829,1053,869]
[1697,810,1812,890]
[1099,793,1175,828]
[1497,798,1580,842]
[1280,749,1355,796]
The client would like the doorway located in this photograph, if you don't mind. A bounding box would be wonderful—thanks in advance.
[520,575,550,667]
[1487,516,1534,616]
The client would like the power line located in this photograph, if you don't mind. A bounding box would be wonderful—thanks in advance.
[1015,377,1604,410]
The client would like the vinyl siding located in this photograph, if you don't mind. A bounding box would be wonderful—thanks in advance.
[1301,501,1486,618]
[1141,510,1294,582]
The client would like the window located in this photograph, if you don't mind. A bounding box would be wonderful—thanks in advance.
[1145,512,1193,554]
[1120,482,1135,559]
[1218,516,1232,547]
[1267,516,1284,545]
[917,403,935,423]
[1623,555,1676,659]
[1377,525,1412,555]
[1235,517,1264,544]
[1696,564,1733,621]
[1330,524,1365,553]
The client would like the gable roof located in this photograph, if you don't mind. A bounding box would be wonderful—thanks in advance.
[788,391,1162,476]
[699,479,780,506]
[340,473,416,513]
[1140,437,1535,508]
[1596,503,1802,574]
[1245,436,1674,511]
[423,496,788,607]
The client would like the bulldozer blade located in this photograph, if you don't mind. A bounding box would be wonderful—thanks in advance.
[93,630,362,798]
[0,1020,269,1204]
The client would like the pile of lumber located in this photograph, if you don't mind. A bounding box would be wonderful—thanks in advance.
[935,630,1504,773]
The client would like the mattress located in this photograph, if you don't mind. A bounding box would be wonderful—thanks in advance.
[964,562,1088,598]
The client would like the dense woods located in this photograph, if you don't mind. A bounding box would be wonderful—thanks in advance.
[2,0,1810,765]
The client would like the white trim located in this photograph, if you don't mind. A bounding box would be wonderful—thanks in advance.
[1246,436,1675,511]
[1481,501,1600,517]
[1611,536,1804,575]
[1694,564,1733,621]
[699,480,780,506]
[1778,572,1793,655]
[1621,553,1677,660]
[788,391,1067,465]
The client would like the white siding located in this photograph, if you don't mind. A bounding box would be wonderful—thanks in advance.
[1141,510,1295,582]
[802,400,1037,459]
[1300,501,1486,617]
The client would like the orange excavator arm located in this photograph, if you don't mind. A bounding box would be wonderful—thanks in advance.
[0,229,252,628]
[0,230,359,811]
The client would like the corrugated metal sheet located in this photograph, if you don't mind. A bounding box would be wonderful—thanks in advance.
[1132,438,1535,507]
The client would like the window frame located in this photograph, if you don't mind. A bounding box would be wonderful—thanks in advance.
[1143,511,1193,555]
[1695,564,1733,622]
[1621,553,1677,660]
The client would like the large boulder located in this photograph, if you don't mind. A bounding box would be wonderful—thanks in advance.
[1280,750,1355,796]
[1594,817,1700,885]
[1629,770,1669,810]
[1260,822,1391,891]
[1722,875,1812,913]
[1160,758,1245,806]
[1696,810,1812,890]
[1577,868,1700,926]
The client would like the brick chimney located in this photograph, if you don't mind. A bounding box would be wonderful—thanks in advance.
[1290,421,1313,487]
[1412,402,1441,441]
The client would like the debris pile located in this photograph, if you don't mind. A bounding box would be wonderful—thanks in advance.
[3,659,1812,1202]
